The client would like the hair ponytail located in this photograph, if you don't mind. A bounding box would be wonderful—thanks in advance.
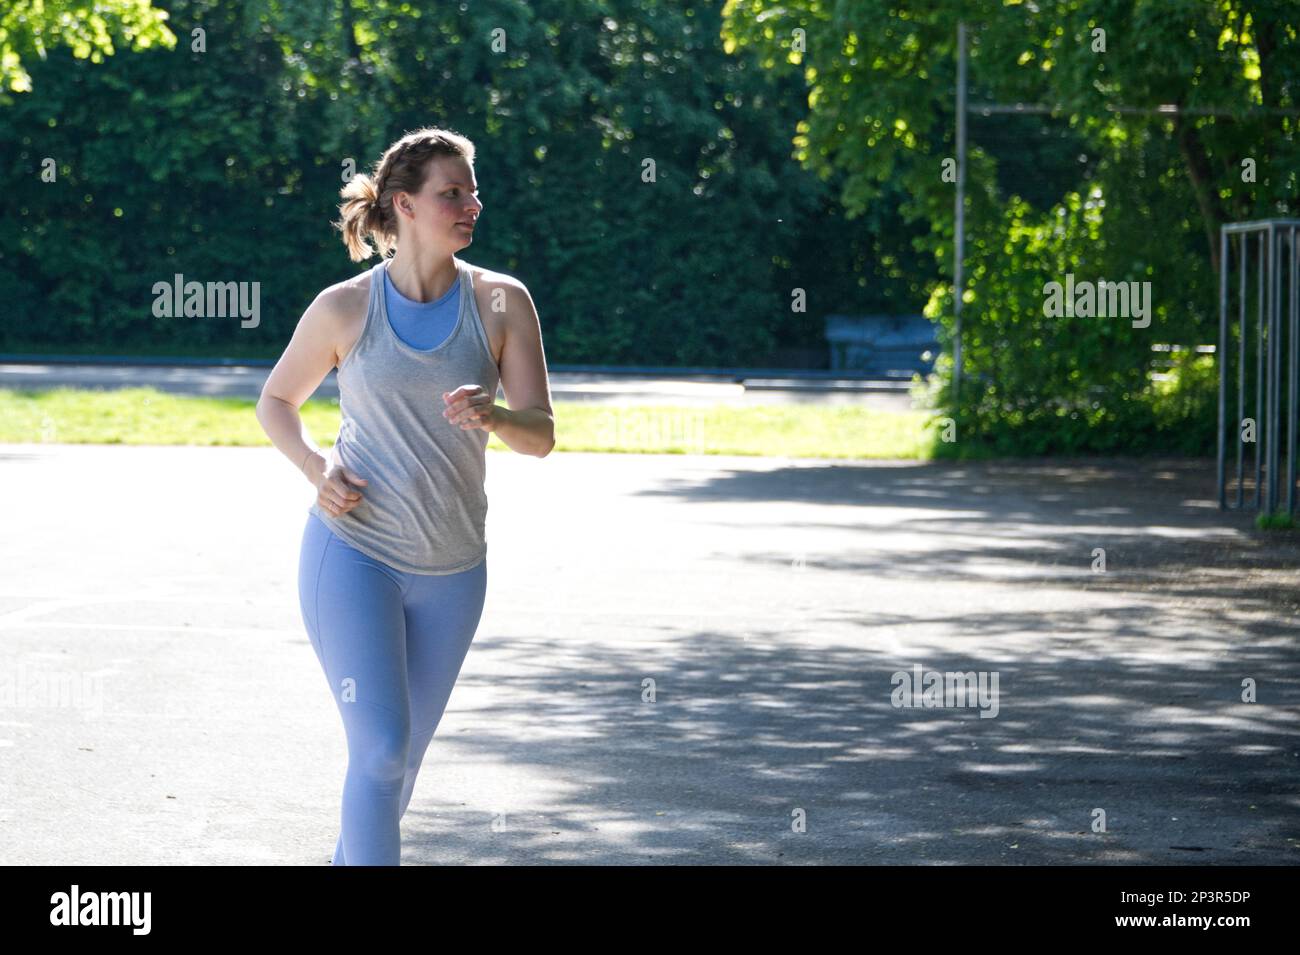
[332,127,477,263]
[335,172,384,262]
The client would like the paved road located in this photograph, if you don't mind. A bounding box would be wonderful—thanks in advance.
[0,362,918,410]
[0,444,1296,864]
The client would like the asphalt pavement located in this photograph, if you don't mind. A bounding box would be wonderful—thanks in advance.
[1,443,1296,864]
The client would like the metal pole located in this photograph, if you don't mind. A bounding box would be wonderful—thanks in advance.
[1290,227,1298,517]
[1237,231,1247,507]
[1218,225,1228,509]
[1268,224,1280,513]
[1256,232,1265,509]
[953,21,967,403]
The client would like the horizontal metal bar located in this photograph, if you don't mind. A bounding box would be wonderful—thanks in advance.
[1223,220,1300,234]
[970,102,1300,117]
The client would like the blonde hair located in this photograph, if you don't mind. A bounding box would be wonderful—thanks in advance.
[334,126,476,262]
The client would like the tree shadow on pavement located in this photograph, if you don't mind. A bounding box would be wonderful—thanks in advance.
[404,456,1300,865]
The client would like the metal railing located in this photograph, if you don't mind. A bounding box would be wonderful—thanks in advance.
[1218,219,1300,517]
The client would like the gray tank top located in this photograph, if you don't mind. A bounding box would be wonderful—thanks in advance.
[308,255,500,574]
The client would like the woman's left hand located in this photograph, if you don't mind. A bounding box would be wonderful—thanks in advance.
[442,385,499,434]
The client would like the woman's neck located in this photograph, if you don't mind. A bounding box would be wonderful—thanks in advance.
[386,249,458,304]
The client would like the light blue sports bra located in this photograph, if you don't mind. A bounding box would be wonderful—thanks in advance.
[383,264,460,351]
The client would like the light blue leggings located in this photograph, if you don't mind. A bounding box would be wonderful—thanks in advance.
[297,510,486,865]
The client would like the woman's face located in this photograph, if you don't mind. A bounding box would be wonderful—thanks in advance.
[398,156,482,247]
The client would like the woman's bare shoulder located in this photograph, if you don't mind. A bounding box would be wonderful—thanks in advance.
[313,266,374,317]
[465,260,528,294]
[301,265,376,369]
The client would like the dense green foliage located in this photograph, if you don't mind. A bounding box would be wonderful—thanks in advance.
[0,0,175,95]
[1,0,927,368]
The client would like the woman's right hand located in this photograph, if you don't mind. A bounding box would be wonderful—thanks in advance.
[314,460,369,517]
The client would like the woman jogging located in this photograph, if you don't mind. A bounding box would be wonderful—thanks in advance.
[255,127,555,865]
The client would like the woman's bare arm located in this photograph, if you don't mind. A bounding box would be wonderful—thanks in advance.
[255,287,354,487]
[491,279,555,457]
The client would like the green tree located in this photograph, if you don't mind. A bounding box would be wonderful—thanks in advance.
[722,0,1299,454]
[1,0,175,97]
